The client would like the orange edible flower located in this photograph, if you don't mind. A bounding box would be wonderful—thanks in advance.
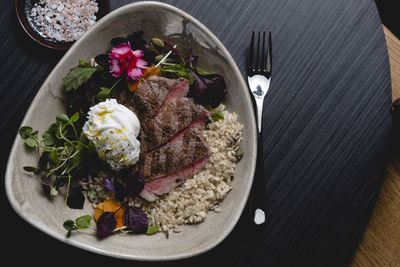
[128,66,161,92]
[94,199,124,229]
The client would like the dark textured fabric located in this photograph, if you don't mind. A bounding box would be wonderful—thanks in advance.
[1,0,391,266]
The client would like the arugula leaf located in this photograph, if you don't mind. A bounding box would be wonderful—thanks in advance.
[63,61,100,92]
[161,64,187,76]
[161,64,193,82]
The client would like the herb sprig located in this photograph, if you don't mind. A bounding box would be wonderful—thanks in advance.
[19,112,91,202]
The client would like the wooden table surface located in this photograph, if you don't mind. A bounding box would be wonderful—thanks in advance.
[351,26,400,267]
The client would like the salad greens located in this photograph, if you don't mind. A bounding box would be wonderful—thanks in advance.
[19,112,89,201]
[63,215,93,238]
[20,29,228,238]
[63,59,101,92]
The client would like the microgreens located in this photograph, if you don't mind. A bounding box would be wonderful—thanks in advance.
[19,112,90,207]
[63,215,93,238]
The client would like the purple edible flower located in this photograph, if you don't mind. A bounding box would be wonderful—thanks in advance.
[123,206,148,233]
[103,178,116,193]
[96,212,117,238]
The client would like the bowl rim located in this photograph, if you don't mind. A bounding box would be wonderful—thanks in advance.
[15,0,110,51]
[6,1,257,261]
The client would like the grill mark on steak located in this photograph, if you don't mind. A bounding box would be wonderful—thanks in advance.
[132,76,189,120]
[116,76,212,201]
[140,126,209,182]
[140,97,211,152]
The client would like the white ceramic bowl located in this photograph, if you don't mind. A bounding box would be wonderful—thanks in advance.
[6,1,257,261]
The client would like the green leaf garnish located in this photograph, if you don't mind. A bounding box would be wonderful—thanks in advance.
[63,61,99,92]
[75,215,92,229]
[79,59,90,67]
[63,220,75,231]
[96,78,121,102]
[42,131,55,146]
[19,126,33,139]
[161,64,192,82]
[19,127,39,147]
[68,112,79,123]
[24,137,39,147]
[96,86,113,101]
[146,225,160,235]
[56,113,70,123]
[63,215,93,238]
[212,111,224,121]
[19,112,89,205]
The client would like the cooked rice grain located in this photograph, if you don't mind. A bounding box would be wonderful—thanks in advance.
[133,104,243,232]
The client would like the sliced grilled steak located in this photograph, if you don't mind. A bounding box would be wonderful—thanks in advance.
[140,126,209,181]
[140,97,211,152]
[132,76,189,120]
[119,75,211,201]
[139,156,209,202]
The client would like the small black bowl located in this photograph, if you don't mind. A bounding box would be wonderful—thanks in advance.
[15,0,110,51]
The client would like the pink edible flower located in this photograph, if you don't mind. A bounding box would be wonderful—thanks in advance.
[109,42,147,80]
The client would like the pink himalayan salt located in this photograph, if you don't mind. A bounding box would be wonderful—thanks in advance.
[30,0,98,42]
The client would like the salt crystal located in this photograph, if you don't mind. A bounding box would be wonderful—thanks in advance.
[29,0,99,42]
[45,16,52,23]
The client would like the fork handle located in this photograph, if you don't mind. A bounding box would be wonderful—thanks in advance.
[249,132,267,226]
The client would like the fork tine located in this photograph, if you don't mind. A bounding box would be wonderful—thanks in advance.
[248,31,255,73]
[266,31,272,77]
[256,31,260,71]
[261,31,266,71]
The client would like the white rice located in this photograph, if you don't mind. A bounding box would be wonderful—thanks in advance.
[132,104,243,232]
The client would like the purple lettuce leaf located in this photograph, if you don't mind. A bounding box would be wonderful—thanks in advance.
[189,69,227,108]
[123,206,148,233]
[96,212,117,238]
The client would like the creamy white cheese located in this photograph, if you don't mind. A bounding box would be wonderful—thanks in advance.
[82,99,140,171]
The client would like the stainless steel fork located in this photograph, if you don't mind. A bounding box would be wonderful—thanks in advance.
[247,31,272,225]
